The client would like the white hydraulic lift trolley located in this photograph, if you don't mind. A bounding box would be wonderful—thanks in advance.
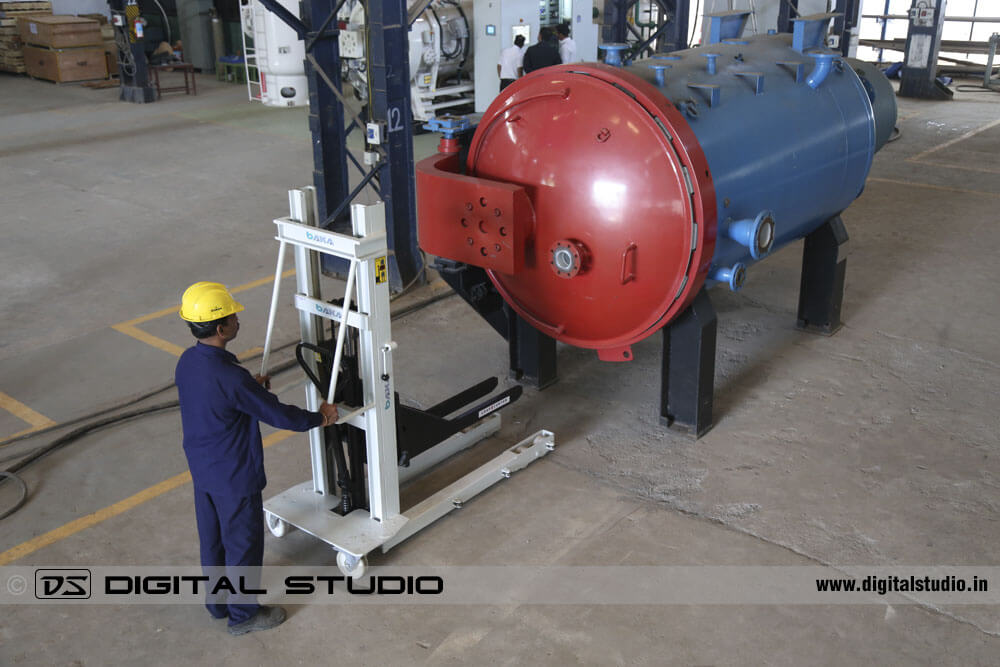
[258,187,553,576]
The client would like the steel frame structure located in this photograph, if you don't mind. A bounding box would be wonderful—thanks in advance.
[109,0,156,103]
[777,0,861,58]
[602,0,691,60]
[256,0,423,291]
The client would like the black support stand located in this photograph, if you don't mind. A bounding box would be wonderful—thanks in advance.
[661,288,717,437]
[659,216,849,438]
[507,306,557,389]
[797,216,849,335]
[898,0,953,100]
[109,0,155,104]
[435,260,558,390]
[437,213,848,437]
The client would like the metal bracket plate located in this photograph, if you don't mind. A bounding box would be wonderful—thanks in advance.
[274,217,388,261]
[294,293,370,330]
[263,482,408,559]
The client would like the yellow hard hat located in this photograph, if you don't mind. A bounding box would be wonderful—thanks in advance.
[178,282,245,322]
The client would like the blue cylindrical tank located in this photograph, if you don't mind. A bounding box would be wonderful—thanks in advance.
[625,34,896,283]
[416,31,897,354]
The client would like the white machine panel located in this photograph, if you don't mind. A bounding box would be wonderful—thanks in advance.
[567,0,598,63]
[474,0,539,112]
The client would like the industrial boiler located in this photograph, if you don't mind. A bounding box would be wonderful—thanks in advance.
[339,0,474,122]
[417,15,898,435]
[240,0,309,107]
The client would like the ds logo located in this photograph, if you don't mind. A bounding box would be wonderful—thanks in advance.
[35,569,91,599]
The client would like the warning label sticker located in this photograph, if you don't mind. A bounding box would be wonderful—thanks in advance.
[375,257,388,284]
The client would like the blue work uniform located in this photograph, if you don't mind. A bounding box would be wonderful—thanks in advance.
[175,342,322,624]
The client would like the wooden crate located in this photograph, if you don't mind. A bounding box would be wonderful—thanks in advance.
[0,0,45,72]
[0,48,26,72]
[0,2,52,11]
[0,55,25,72]
[23,44,105,82]
[0,26,21,72]
[0,10,48,24]
[103,39,118,76]
[19,15,101,49]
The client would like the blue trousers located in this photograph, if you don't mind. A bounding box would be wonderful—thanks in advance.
[193,490,264,625]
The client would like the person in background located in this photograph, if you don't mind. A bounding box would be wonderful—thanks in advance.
[497,34,526,91]
[556,23,578,64]
[522,27,562,74]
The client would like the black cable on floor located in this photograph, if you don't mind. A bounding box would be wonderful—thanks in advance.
[0,358,298,521]
[0,288,457,520]
[0,288,453,451]
[0,472,27,521]
[0,338,302,450]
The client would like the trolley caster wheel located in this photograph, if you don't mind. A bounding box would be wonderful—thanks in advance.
[336,551,368,578]
[265,511,291,538]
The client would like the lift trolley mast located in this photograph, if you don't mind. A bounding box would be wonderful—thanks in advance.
[258,187,553,576]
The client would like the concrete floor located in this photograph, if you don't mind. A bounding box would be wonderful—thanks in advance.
[0,71,998,665]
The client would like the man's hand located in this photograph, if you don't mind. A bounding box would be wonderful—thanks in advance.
[254,374,271,390]
[319,401,339,427]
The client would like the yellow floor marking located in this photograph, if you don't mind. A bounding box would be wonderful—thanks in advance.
[0,391,57,441]
[867,177,1000,200]
[231,270,296,295]
[5,424,50,441]
[908,117,1000,162]
[111,269,296,357]
[905,160,1000,176]
[110,323,188,357]
[0,430,295,565]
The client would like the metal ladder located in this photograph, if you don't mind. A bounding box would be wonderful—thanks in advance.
[727,0,759,35]
[240,0,265,102]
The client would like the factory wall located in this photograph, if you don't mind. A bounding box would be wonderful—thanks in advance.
[52,0,109,18]
[695,0,829,44]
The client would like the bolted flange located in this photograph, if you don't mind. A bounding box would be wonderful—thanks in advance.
[548,239,591,279]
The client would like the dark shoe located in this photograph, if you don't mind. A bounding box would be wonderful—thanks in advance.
[227,606,286,636]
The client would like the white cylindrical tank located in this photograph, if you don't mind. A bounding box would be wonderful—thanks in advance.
[241,0,308,107]
[339,0,473,121]
[408,2,471,92]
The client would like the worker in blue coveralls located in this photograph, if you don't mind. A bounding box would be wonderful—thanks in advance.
[175,281,339,636]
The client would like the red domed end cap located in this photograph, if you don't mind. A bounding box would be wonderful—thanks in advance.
[469,64,717,352]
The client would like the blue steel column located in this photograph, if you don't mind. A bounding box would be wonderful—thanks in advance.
[303,0,350,229]
[369,0,423,289]
[777,0,797,34]
[603,0,636,45]
[602,0,689,59]
[832,0,861,57]
[655,0,689,53]
[108,0,155,103]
